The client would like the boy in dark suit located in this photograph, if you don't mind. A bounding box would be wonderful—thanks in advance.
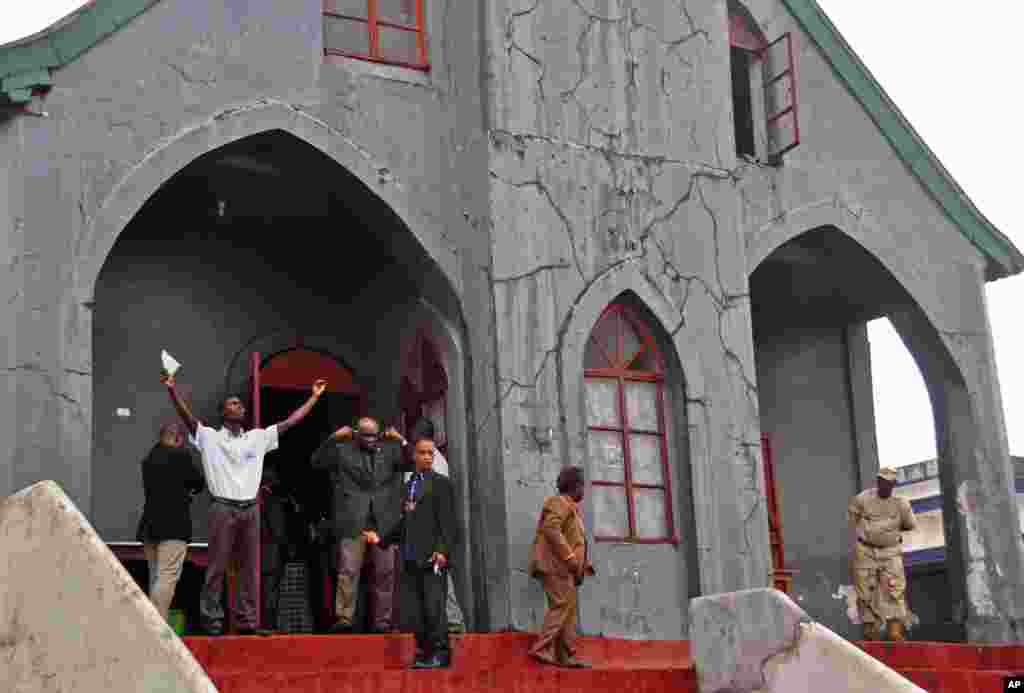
[385,435,456,669]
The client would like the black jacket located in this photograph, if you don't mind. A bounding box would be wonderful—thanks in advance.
[388,469,456,567]
[310,437,411,541]
[136,444,205,543]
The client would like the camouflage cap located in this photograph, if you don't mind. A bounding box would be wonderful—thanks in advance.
[877,467,898,482]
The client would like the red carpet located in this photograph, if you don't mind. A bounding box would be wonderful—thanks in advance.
[182,632,1024,693]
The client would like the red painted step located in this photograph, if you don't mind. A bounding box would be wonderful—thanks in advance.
[857,641,1024,693]
[896,667,1020,693]
[858,640,1024,671]
[183,633,1024,693]
[183,633,696,693]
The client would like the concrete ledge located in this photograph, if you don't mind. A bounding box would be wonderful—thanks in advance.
[0,481,217,693]
[689,588,925,693]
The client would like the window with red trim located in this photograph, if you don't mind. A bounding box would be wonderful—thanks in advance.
[728,1,799,163]
[584,304,676,543]
[323,0,429,70]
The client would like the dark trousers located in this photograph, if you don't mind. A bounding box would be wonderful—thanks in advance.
[202,500,260,631]
[400,560,449,656]
[261,559,284,630]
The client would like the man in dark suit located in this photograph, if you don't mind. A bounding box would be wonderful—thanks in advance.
[136,422,205,622]
[310,416,410,633]
[388,435,456,669]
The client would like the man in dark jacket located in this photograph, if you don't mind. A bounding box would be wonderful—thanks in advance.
[390,434,456,669]
[310,416,411,633]
[258,464,300,631]
[136,422,205,621]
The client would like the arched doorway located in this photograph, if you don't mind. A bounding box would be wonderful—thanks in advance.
[750,225,957,640]
[89,127,468,633]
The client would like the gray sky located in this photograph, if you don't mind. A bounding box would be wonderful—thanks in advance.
[4,2,1021,468]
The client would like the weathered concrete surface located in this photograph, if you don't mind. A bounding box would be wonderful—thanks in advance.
[0,480,217,693]
[690,588,924,693]
[737,0,1024,643]
[759,623,925,693]
[1,0,503,630]
[2,0,1022,643]
[486,0,770,639]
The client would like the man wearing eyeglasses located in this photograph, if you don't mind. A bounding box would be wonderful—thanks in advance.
[311,416,409,634]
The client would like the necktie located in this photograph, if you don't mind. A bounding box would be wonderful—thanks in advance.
[407,472,422,505]
[402,473,423,561]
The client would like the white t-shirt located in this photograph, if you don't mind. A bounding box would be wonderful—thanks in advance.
[190,423,279,501]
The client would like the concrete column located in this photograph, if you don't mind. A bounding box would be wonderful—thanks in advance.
[844,322,880,490]
[0,115,22,499]
[890,284,1024,643]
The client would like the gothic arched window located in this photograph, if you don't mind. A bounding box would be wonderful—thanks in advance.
[584,304,676,543]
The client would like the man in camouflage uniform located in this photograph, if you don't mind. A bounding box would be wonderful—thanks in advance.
[848,466,917,641]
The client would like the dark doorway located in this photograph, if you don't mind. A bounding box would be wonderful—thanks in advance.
[261,384,361,632]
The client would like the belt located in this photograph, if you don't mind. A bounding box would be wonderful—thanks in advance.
[858,538,900,549]
[212,496,258,509]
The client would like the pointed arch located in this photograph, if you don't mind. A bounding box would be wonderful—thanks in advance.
[75,100,461,308]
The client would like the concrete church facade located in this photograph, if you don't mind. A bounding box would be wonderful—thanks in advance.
[1,0,1022,643]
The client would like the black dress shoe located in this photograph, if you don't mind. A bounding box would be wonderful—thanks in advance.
[408,655,433,669]
[201,626,223,637]
[329,622,354,634]
[432,651,451,668]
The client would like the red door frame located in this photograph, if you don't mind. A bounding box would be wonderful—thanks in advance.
[246,348,367,631]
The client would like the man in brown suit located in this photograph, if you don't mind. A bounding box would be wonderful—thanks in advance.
[528,466,595,668]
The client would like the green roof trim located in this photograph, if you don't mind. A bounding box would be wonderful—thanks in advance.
[780,0,1024,280]
[0,0,160,103]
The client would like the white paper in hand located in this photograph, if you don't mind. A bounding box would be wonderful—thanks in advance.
[161,350,181,377]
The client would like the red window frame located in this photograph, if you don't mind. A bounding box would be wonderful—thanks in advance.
[323,0,429,71]
[585,304,677,544]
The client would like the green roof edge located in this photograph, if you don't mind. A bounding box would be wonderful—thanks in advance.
[0,0,1020,279]
[0,0,160,102]
[780,0,1024,280]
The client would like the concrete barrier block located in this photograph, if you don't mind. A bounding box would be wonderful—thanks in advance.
[0,480,217,693]
[761,622,925,693]
[689,588,924,693]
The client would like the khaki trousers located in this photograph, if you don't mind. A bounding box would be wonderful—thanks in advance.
[143,540,187,621]
[335,536,396,630]
[852,541,908,625]
[530,573,578,661]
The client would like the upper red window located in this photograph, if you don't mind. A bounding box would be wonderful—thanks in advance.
[323,0,429,70]
[584,304,676,544]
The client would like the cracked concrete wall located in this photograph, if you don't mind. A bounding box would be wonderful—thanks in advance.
[734,0,1024,643]
[3,0,1020,643]
[485,0,771,638]
[2,0,503,628]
